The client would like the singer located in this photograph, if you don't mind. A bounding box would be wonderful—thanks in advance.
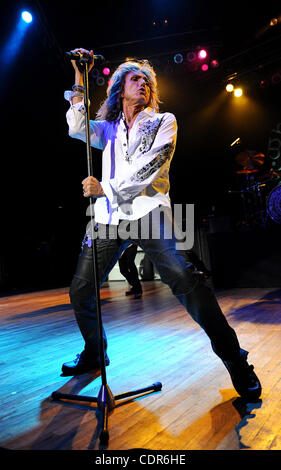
[62,48,261,401]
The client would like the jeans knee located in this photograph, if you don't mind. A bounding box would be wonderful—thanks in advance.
[169,268,201,296]
[69,275,94,310]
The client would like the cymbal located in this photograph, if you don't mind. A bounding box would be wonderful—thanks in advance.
[252,153,265,166]
[236,169,258,174]
[235,151,265,169]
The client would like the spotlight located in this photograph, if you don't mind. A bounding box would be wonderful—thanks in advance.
[186,51,196,62]
[21,11,33,23]
[174,53,183,64]
[1,10,33,67]
[102,67,110,76]
[198,49,207,59]
[234,88,243,97]
[201,63,208,71]
[270,18,278,26]
[210,59,219,68]
[96,76,105,86]
[230,137,241,147]
[226,83,234,92]
[271,72,281,85]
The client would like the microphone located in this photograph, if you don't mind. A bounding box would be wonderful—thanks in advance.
[65,51,105,63]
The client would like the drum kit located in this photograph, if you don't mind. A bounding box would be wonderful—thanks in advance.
[228,150,281,227]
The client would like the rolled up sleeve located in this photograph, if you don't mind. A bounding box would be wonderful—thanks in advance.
[65,91,106,150]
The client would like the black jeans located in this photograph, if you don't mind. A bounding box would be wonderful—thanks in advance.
[69,207,244,365]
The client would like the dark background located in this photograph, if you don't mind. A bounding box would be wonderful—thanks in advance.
[1,0,281,292]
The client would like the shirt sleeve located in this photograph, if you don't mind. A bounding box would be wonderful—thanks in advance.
[65,91,106,150]
[100,112,177,207]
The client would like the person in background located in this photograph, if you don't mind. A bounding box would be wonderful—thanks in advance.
[119,243,142,299]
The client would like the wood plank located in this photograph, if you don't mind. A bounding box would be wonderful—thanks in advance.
[0,282,280,451]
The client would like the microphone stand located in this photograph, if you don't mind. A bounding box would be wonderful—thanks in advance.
[52,57,162,446]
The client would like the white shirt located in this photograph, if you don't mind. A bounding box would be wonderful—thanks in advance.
[65,93,177,225]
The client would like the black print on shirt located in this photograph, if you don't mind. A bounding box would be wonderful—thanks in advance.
[130,142,175,183]
[137,118,161,153]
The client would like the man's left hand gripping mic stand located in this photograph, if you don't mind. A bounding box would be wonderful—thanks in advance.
[51,55,162,446]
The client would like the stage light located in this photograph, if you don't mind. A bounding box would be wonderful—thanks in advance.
[226,83,234,92]
[96,76,105,86]
[186,51,196,62]
[174,53,183,64]
[1,10,33,68]
[198,49,207,59]
[271,71,281,85]
[230,137,241,147]
[210,59,219,68]
[102,67,110,76]
[201,63,208,71]
[21,11,33,23]
[270,18,278,26]
[234,88,243,97]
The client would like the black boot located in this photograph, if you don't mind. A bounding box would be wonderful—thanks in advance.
[62,351,110,376]
[223,352,262,401]
[125,285,142,299]
[175,281,261,401]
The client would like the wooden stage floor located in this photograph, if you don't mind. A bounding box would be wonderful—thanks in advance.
[0,281,280,452]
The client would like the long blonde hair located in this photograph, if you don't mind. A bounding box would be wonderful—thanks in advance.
[96,59,161,121]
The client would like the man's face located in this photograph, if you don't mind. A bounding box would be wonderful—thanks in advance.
[122,71,151,107]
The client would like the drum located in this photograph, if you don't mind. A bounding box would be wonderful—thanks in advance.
[267,183,281,224]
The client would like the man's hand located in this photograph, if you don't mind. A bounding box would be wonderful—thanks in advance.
[82,176,105,198]
[70,48,95,105]
[71,48,95,74]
